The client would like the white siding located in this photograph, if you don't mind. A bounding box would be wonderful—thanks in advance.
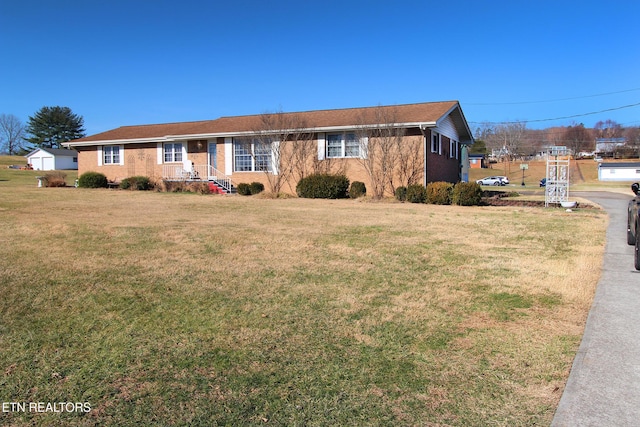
[27,149,77,170]
[437,116,460,141]
[599,167,640,181]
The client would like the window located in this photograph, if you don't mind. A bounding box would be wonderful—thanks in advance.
[164,143,183,163]
[431,132,441,154]
[449,139,458,159]
[254,142,272,172]
[326,132,360,158]
[233,138,272,172]
[103,146,120,164]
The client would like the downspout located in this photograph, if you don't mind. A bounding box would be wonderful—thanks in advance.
[460,143,469,182]
[419,125,429,186]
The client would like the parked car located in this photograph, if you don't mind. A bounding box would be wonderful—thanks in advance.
[627,183,640,270]
[495,176,510,185]
[540,178,546,187]
[476,176,507,186]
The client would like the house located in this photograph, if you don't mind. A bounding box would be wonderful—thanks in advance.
[595,138,626,156]
[598,162,640,181]
[469,154,485,169]
[25,148,78,171]
[64,101,474,196]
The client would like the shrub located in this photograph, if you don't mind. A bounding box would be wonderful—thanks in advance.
[42,171,67,187]
[296,174,350,199]
[349,181,366,199]
[120,176,152,191]
[249,182,265,195]
[78,171,108,188]
[426,181,453,205]
[394,186,407,202]
[237,183,251,196]
[452,182,483,206]
[185,181,211,194]
[406,184,427,203]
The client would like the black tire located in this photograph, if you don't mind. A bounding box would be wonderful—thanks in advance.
[628,227,636,245]
[493,182,500,186]
[635,232,640,270]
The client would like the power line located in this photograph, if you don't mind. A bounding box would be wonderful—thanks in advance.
[464,87,640,106]
[469,102,640,126]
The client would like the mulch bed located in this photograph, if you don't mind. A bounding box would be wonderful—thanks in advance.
[481,191,600,209]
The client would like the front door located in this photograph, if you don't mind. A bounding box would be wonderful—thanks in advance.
[208,142,217,178]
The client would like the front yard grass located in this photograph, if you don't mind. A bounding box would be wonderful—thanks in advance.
[0,177,606,425]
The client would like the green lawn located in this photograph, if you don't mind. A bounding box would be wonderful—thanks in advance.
[0,160,607,426]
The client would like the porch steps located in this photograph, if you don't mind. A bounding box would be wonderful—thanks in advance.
[208,181,236,195]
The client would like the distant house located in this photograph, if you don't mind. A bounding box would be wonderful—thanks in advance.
[25,148,78,171]
[596,138,626,156]
[469,154,485,169]
[64,101,474,196]
[598,162,640,181]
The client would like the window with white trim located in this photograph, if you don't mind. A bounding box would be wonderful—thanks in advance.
[431,132,441,154]
[233,138,272,172]
[164,143,183,163]
[449,139,458,159]
[326,132,360,158]
[103,145,120,164]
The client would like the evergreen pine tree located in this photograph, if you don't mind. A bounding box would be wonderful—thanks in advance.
[25,106,86,149]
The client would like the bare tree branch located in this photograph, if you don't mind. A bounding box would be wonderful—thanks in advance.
[0,114,26,155]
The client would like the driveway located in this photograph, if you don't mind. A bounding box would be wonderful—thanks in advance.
[552,191,640,426]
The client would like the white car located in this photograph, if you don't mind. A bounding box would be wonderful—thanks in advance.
[476,176,507,186]
[495,176,510,185]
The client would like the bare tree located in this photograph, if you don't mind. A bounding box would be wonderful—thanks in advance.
[624,127,640,158]
[594,119,623,139]
[564,123,593,157]
[0,114,26,154]
[250,112,312,194]
[355,106,416,199]
[476,121,528,160]
[396,136,423,187]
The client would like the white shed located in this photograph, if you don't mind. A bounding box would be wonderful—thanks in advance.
[25,148,78,171]
[598,162,640,181]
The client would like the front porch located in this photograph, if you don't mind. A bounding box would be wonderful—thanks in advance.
[162,164,236,194]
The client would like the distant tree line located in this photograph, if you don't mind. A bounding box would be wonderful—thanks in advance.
[0,106,85,155]
[473,119,640,160]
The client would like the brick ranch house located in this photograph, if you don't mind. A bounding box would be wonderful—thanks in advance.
[64,101,474,196]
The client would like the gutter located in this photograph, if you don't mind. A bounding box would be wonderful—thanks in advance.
[63,122,440,148]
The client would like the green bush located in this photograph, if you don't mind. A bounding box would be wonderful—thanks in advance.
[426,182,453,205]
[349,181,366,199]
[296,174,350,199]
[452,181,483,206]
[249,182,265,195]
[237,183,251,196]
[120,176,152,191]
[78,171,108,188]
[394,186,407,202]
[406,184,427,203]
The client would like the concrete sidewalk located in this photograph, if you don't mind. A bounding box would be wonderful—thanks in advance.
[552,191,640,426]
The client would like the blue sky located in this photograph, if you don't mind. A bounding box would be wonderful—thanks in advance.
[1,0,639,136]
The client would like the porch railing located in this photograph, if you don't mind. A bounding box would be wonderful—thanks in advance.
[162,164,235,193]
[208,166,234,193]
[162,164,209,181]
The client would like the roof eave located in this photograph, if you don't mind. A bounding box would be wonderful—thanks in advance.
[63,122,440,146]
